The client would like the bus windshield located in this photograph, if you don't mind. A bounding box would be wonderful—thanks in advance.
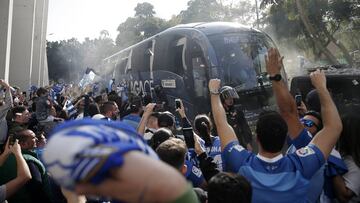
[209,32,275,90]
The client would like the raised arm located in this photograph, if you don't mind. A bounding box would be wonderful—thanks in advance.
[309,70,342,159]
[209,79,238,150]
[176,99,191,128]
[5,140,32,198]
[265,48,303,139]
[137,103,156,135]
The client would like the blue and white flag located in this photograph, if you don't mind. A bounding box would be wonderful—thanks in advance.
[63,99,77,118]
[79,69,96,89]
[41,119,158,189]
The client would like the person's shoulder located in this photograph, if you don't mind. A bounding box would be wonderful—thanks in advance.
[222,140,253,158]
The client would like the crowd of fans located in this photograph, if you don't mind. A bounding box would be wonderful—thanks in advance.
[0,48,359,203]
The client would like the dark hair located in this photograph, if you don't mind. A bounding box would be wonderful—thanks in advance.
[12,129,32,144]
[304,110,323,131]
[100,101,116,115]
[36,87,48,97]
[150,128,174,150]
[127,95,142,114]
[256,111,287,153]
[157,112,175,128]
[57,109,69,120]
[194,114,212,145]
[338,113,360,168]
[94,95,103,104]
[150,112,160,119]
[208,172,252,203]
[305,89,321,112]
[88,103,100,117]
[156,138,187,170]
[108,94,122,110]
[11,106,27,119]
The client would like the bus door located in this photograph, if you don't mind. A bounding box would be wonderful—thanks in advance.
[185,38,211,114]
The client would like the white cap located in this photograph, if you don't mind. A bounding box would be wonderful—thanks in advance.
[92,114,106,120]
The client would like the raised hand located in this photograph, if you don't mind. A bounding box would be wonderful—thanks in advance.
[209,79,221,94]
[310,69,327,90]
[143,103,156,116]
[9,139,22,157]
[176,99,186,118]
[265,48,283,76]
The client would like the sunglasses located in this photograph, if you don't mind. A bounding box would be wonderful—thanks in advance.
[300,118,318,129]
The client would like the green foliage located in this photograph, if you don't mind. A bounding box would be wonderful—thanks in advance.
[262,0,359,64]
[115,2,168,48]
[179,0,224,23]
[135,2,156,18]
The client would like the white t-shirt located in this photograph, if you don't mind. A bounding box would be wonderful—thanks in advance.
[343,156,360,203]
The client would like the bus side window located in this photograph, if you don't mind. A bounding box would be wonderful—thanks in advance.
[116,58,128,74]
[192,57,208,98]
[131,41,152,73]
[166,37,186,76]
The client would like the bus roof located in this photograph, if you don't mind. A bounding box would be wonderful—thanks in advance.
[171,21,260,36]
[104,22,261,61]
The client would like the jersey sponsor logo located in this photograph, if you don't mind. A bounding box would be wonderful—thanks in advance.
[192,165,202,177]
[206,146,221,154]
[228,144,244,153]
[266,165,278,171]
[296,146,315,157]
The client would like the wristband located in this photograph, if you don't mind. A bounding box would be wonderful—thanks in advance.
[209,89,220,95]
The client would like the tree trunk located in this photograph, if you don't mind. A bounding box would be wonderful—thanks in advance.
[323,28,354,66]
[295,0,340,65]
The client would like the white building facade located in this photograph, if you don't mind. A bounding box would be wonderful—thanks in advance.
[0,0,49,90]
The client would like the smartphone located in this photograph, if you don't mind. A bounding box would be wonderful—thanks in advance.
[182,127,195,149]
[295,94,302,107]
[8,135,16,146]
[175,99,181,109]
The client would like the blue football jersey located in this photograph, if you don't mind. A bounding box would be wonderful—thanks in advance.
[185,149,205,187]
[199,136,223,171]
[288,129,348,200]
[222,140,325,203]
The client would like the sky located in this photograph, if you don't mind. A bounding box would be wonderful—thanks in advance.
[47,0,189,42]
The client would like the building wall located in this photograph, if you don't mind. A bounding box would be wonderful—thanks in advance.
[0,0,49,90]
[9,0,37,90]
[0,0,13,82]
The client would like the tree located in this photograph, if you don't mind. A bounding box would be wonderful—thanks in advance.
[134,2,155,18]
[179,0,224,23]
[115,2,168,48]
[261,0,359,66]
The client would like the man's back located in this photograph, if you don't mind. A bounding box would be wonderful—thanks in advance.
[222,141,325,203]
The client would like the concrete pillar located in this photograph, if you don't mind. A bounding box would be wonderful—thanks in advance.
[31,0,49,87]
[9,0,36,90]
[42,54,49,86]
[0,0,13,82]
[40,0,49,87]
[31,0,43,86]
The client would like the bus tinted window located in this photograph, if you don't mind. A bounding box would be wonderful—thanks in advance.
[209,33,274,90]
